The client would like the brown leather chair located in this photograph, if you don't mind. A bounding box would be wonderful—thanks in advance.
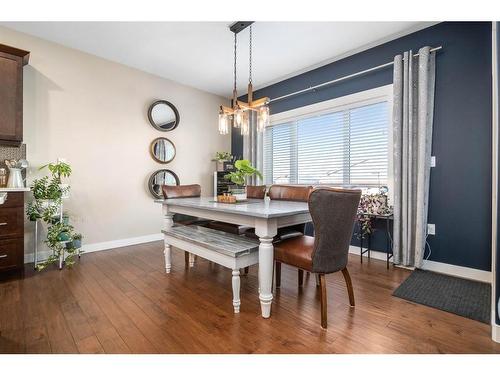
[274,187,361,328]
[162,184,209,266]
[248,185,313,242]
[268,184,312,202]
[162,184,201,199]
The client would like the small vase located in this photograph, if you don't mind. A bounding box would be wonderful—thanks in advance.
[57,231,71,242]
[230,186,247,201]
[216,161,225,172]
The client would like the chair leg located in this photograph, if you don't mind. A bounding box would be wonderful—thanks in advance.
[341,268,355,307]
[319,274,327,329]
[189,253,195,267]
[275,261,281,288]
[184,251,189,267]
[315,274,320,287]
[298,269,304,287]
[244,266,249,275]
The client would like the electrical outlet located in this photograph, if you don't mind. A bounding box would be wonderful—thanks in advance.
[427,223,436,235]
[430,156,436,167]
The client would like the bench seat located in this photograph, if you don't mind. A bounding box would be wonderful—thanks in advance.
[162,225,260,313]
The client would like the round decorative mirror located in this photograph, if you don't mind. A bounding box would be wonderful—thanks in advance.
[150,137,176,164]
[148,100,180,131]
[148,169,180,199]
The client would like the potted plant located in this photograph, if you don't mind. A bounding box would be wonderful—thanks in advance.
[27,176,62,221]
[356,188,392,240]
[41,159,72,199]
[224,159,263,201]
[71,233,83,250]
[212,151,233,172]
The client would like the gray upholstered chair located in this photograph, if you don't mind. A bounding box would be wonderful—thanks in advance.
[274,187,361,328]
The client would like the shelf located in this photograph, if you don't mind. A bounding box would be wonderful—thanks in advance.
[0,187,30,192]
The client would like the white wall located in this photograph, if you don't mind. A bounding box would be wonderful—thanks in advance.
[0,26,231,257]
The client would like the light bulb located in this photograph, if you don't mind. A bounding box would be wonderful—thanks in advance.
[240,112,250,136]
[258,106,270,132]
[218,113,229,135]
[257,117,265,133]
[234,109,243,128]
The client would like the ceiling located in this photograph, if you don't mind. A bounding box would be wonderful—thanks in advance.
[1,22,434,97]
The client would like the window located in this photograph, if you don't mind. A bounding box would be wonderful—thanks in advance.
[263,86,392,187]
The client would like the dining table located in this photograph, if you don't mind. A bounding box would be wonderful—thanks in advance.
[156,196,311,318]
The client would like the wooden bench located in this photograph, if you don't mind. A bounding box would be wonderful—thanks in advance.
[162,225,259,313]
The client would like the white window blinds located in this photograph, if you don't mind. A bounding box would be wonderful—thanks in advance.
[263,100,389,187]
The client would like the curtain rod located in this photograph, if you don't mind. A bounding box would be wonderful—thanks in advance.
[269,46,442,104]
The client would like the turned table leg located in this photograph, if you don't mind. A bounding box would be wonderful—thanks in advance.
[164,240,172,274]
[258,237,274,318]
[163,206,174,274]
[232,269,241,313]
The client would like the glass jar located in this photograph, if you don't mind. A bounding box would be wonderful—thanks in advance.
[0,168,6,188]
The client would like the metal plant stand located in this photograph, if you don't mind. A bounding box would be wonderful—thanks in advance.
[358,213,394,269]
[33,198,79,270]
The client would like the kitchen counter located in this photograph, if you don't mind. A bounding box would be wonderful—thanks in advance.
[0,187,30,192]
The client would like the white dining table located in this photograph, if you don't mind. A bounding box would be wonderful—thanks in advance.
[156,196,311,318]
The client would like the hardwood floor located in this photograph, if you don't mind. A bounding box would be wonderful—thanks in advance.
[1,241,499,354]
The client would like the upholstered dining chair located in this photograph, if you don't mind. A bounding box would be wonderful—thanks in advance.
[162,184,209,267]
[268,184,313,241]
[274,187,361,329]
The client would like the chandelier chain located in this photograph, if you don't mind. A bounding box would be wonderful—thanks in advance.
[233,32,237,96]
[249,25,253,84]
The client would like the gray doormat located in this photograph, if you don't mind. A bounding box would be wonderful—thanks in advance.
[392,269,491,324]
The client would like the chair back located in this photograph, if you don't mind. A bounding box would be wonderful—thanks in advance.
[162,184,201,199]
[309,188,361,274]
[268,185,313,202]
[247,185,267,199]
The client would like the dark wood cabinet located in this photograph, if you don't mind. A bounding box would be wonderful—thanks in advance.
[0,192,25,272]
[0,44,29,146]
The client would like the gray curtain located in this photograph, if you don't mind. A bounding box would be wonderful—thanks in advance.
[243,111,264,185]
[392,46,436,268]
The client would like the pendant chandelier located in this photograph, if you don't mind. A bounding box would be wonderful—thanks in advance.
[218,22,270,135]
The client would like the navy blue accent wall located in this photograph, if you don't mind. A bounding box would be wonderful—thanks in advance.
[233,22,492,271]
[496,22,499,325]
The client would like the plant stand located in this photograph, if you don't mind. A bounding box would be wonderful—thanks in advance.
[34,219,38,269]
[33,197,80,270]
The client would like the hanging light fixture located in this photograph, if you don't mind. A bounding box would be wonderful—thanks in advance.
[218,22,270,135]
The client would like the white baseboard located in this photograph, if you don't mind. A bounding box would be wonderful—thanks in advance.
[421,259,492,283]
[24,233,163,263]
[348,246,492,283]
[493,324,500,343]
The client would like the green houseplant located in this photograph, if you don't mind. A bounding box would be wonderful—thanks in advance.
[27,159,82,270]
[224,159,263,201]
